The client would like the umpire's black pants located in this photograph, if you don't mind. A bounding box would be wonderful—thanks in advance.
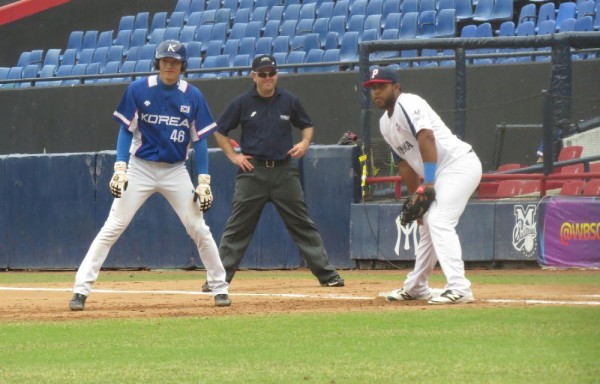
[218,158,338,284]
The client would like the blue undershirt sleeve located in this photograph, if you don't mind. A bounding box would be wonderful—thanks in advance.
[116,125,132,162]
[194,138,209,174]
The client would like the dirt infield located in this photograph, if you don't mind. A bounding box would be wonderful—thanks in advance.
[1,269,599,322]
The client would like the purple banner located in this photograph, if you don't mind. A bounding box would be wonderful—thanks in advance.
[541,198,600,268]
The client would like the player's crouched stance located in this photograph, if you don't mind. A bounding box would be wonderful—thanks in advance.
[69,40,231,311]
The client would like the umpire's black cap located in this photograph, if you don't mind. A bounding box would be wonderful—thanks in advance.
[363,67,400,87]
[252,55,277,71]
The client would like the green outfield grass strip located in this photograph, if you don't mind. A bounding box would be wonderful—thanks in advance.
[0,307,598,384]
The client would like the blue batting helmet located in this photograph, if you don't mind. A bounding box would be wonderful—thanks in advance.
[154,40,187,71]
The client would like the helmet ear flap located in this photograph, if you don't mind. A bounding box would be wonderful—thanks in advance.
[154,58,159,70]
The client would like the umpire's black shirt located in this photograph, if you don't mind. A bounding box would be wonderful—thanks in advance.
[217,86,312,161]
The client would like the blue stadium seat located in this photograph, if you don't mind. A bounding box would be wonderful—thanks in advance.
[97,61,120,83]
[180,26,197,43]
[239,37,256,57]
[148,28,166,45]
[20,64,38,87]
[517,3,537,26]
[150,12,167,32]
[196,24,214,52]
[233,9,251,25]
[317,2,334,19]
[200,10,217,25]
[66,31,84,56]
[312,18,329,46]
[339,31,359,63]
[537,19,556,35]
[324,31,339,50]
[284,4,302,21]
[202,55,230,78]
[268,6,285,22]
[118,15,135,32]
[86,62,101,84]
[61,48,77,66]
[92,47,109,69]
[43,49,61,67]
[185,41,202,59]
[419,0,436,13]
[134,59,153,74]
[232,54,252,76]
[460,24,477,37]
[329,15,346,36]
[371,28,399,61]
[164,26,182,41]
[272,52,288,71]
[187,11,204,26]
[555,3,575,31]
[362,29,379,43]
[280,19,298,37]
[366,0,383,16]
[55,65,73,80]
[497,21,515,37]
[223,39,240,65]
[139,44,157,60]
[256,37,273,55]
[107,46,124,63]
[575,15,594,30]
[189,0,205,16]
[36,64,59,87]
[60,64,81,85]
[114,30,131,52]
[384,12,401,30]
[300,3,317,20]
[134,12,149,30]
[130,28,148,48]
[78,48,94,64]
[245,21,262,38]
[97,30,114,48]
[364,14,382,34]
[321,48,340,72]
[206,0,221,10]
[440,49,455,67]
[420,48,439,67]
[455,0,474,21]
[401,0,418,13]
[514,21,535,62]
[399,49,419,68]
[417,10,436,38]
[296,18,315,35]
[229,23,247,40]
[210,23,228,41]
[82,30,98,51]
[299,48,324,73]
[576,0,595,19]
[186,57,203,79]
[382,0,401,23]
[263,20,281,37]
[476,0,512,22]
[223,0,238,11]
[251,6,268,26]
[536,2,556,32]
[399,12,418,39]
[332,0,350,19]
[438,0,455,11]
[206,40,223,57]
[239,0,254,10]
[117,61,136,83]
[286,50,306,72]
[350,0,367,16]
[169,12,186,28]
[216,8,232,24]
[174,0,192,16]
[273,36,290,53]
[126,46,140,61]
[435,9,456,37]
[471,0,493,21]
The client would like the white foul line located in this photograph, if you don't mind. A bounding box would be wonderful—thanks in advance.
[480,299,600,306]
[0,286,373,301]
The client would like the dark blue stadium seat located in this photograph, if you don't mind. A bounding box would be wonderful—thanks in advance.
[268,6,285,22]
[300,48,324,73]
[384,12,401,30]
[400,49,418,68]
[399,12,418,39]
[321,48,341,72]
[36,64,58,86]
[401,0,418,13]
[174,0,192,16]
[180,26,197,43]
[189,0,205,16]
[339,31,359,63]
[272,52,288,71]
[263,20,281,37]
[118,15,135,32]
[324,31,339,50]
[61,48,77,66]
[223,39,240,65]
[185,41,202,59]
[233,8,250,24]
[114,30,131,52]
[317,2,334,19]
[329,15,346,36]
[134,59,152,74]
[196,24,214,52]
[130,28,148,48]
[150,12,167,32]
[206,40,223,57]
[206,0,221,11]
[239,0,254,10]
[366,0,383,16]
[97,30,114,48]
[273,35,290,53]
[419,0,436,13]
[43,49,61,67]
[383,0,401,23]
[471,0,493,21]
[555,2,576,31]
[187,11,203,26]
[417,10,436,38]
[300,3,317,20]
[186,57,203,79]
[229,23,247,40]
[210,23,228,41]
[296,18,315,35]
[20,64,38,87]
[126,46,140,61]
[164,26,181,41]
[350,0,367,16]
[332,0,350,19]
[139,44,157,60]
[438,0,455,11]
[223,0,238,11]
[256,37,273,55]
[420,48,439,67]
[117,61,136,82]
[245,21,262,38]
[232,54,252,76]
[148,28,166,45]
[435,9,456,37]
[284,4,302,21]
[134,12,149,30]
[286,50,306,72]
[312,18,329,44]
[474,0,513,22]
[455,0,474,21]
[280,19,298,37]
[92,47,109,69]
[78,48,94,64]
[168,12,185,28]
[65,63,85,85]
[362,28,379,43]
[348,14,365,34]
[200,10,217,25]
[57,65,73,80]
[202,55,229,78]
[239,37,256,57]
[216,8,232,24]
[364,14,382,35]
[251,6,268,26]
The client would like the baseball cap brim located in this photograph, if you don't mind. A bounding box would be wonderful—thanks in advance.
[363,79,394,87]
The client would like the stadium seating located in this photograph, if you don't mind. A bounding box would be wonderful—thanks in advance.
[560,180,584,196]
[582,180,600,196]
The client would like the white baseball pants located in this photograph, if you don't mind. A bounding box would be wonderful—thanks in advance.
[73,156,229,296]
[403,151,482,297]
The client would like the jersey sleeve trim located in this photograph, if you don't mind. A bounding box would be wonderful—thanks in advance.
[196,122,217,140]
[113,111,131,127]
[397,102,417,138]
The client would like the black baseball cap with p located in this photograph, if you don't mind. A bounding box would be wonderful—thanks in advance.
[252,55,277,72]
[363,67,400,87]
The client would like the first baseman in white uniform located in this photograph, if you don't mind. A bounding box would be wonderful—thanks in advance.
[69,40,231,310]
[364,68,482,304]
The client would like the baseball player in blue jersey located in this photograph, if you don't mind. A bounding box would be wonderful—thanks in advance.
[69,40,231,310]
[364,68,482,304]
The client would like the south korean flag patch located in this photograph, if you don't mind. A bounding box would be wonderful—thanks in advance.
[180,105,190,113]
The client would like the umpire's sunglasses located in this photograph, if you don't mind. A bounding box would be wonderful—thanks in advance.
[255,70,278,78]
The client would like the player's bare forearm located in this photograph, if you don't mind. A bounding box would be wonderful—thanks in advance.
[288,127,313,158]
[214,131,254,172]
[417,129,437,165]
[398,161,420,195]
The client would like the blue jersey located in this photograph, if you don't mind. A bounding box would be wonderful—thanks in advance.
[113,75,216,164]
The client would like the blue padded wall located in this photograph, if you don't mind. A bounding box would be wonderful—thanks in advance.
[5,153,97,269]
[0,156,8,268]
[457,202,495,261]
[350,204,381,260]
[94,151,195,269]
[302,145,360,268]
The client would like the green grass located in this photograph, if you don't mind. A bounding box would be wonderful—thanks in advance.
[0,307,598,384]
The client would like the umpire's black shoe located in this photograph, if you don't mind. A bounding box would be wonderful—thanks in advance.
[321,275,345,287]
[201,281,212,293]
[214,294,232,307]
[69,293,87,311]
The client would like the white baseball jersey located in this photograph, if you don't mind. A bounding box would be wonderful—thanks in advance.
[379,93,472,176]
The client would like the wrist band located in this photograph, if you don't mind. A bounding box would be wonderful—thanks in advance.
[423,162,437,183]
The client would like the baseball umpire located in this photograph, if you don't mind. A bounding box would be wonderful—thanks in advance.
[69,40,231,310]
[364,67,482,304]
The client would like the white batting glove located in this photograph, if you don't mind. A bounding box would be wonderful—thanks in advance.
[109,161,128,198]
[194,174,212,212]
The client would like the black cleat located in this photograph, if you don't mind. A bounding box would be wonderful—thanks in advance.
[201,281,212,293]
[320,275,345,287]
[69,293,87,311]
[214,294,232,307]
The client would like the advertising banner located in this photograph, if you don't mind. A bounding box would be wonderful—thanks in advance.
[540,198,600,268]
